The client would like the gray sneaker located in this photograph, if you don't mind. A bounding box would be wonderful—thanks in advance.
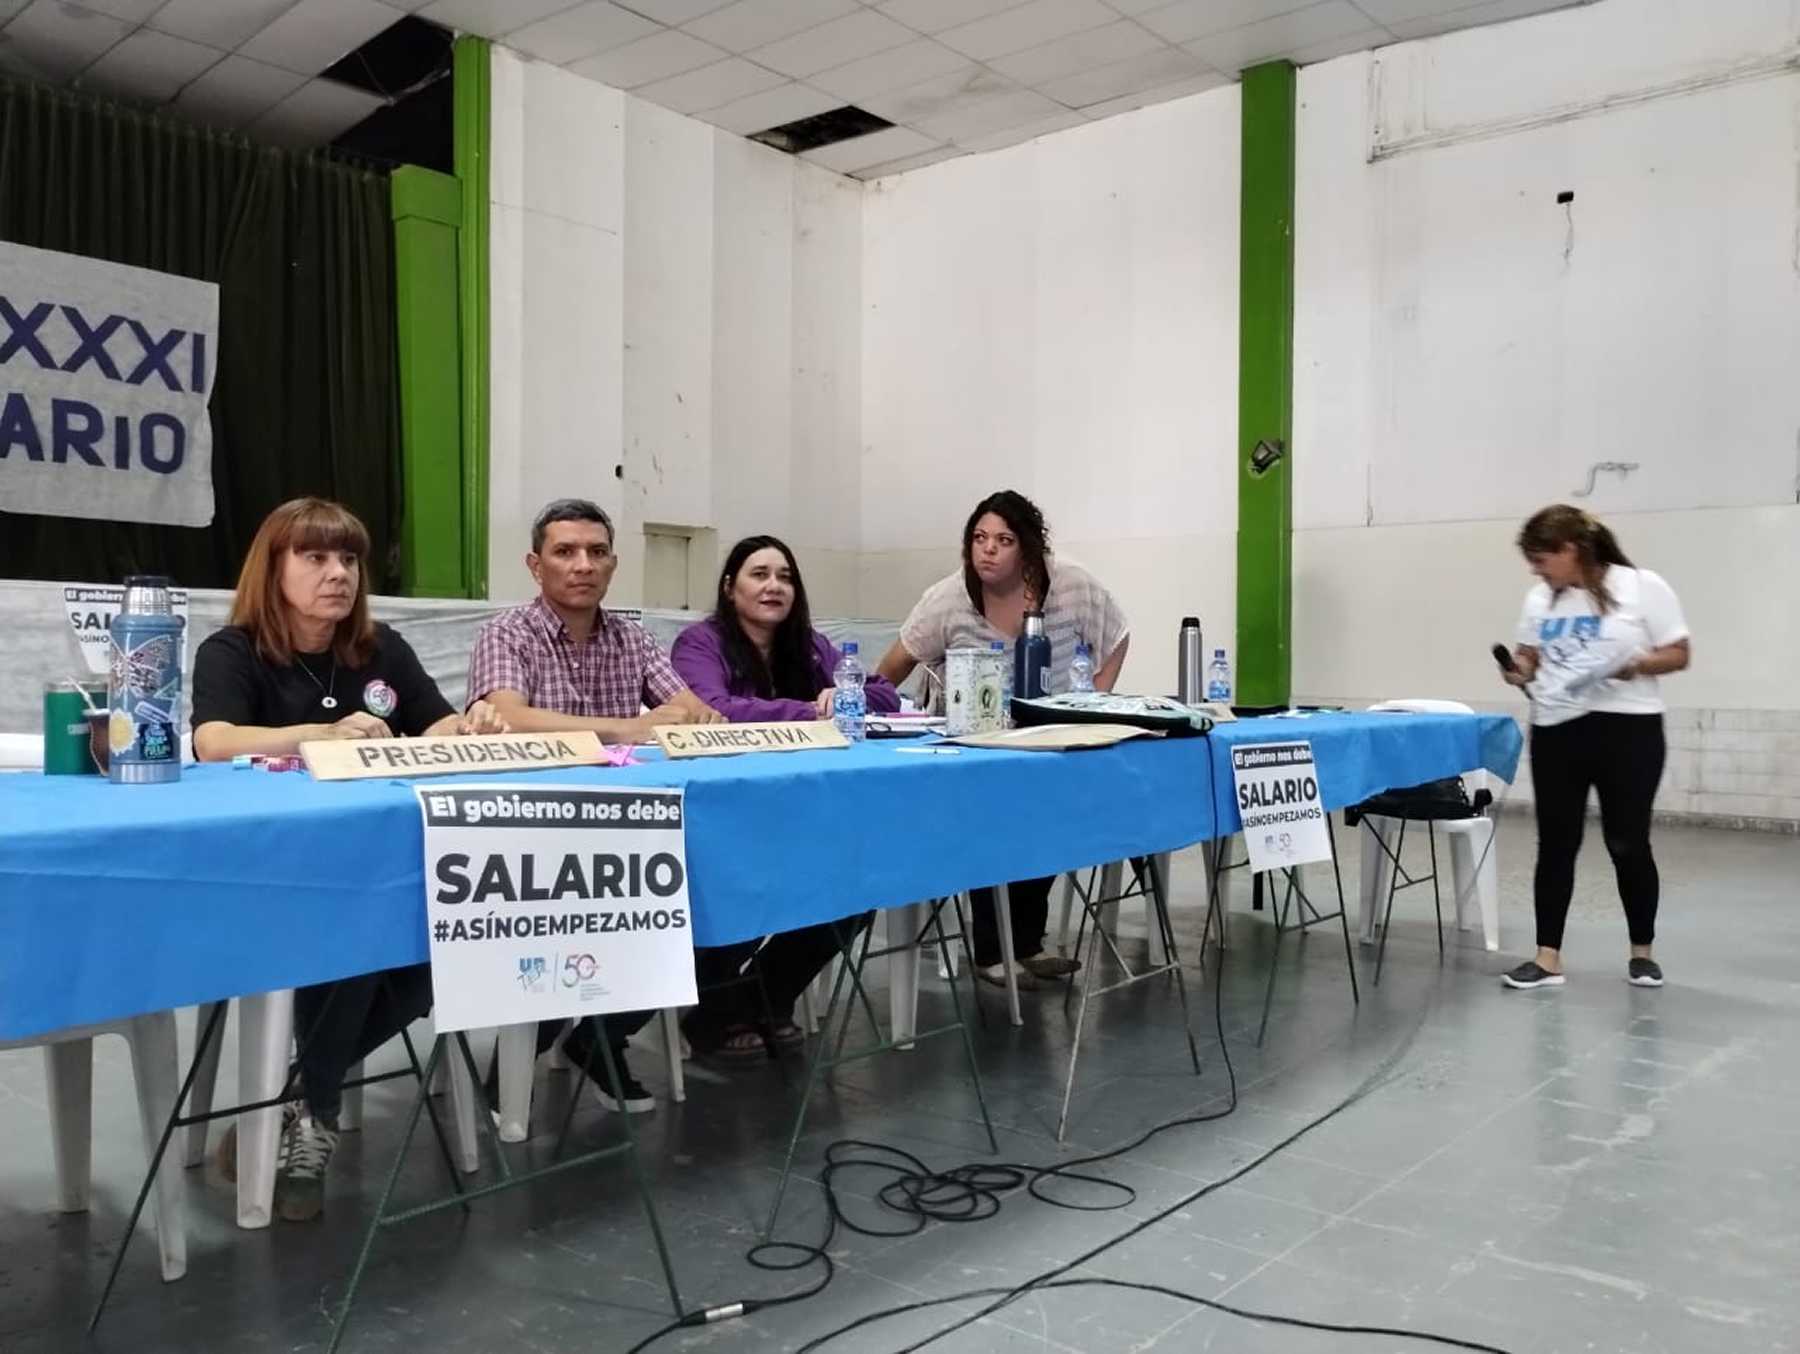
[1627,957,1664,987]
[274,1114,340,1222]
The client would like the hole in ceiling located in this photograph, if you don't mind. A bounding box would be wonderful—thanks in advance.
[748,105,893,156]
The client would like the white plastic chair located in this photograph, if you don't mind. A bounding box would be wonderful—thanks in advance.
[3,1014,186,1281]
[487,1009,687,1142]
[1358,701,1501,952]
[186,991,482,1228]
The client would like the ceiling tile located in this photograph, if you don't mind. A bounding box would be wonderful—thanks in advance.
[632,54,785,112]
[801,122,936,172]
[698,78,838,132]
[1385,0,1583,40]
[66,0,165,21]
[1,1,131,79]
[173,52,310,127]
[1136,0,1314,44]
[614,0,732,21]
[955,106,1083,150]
[683,0,859,55]
[247,75,385,146]
[748,8,912,79]
[938,0,1115,61]
[874,0,1026,35]
[915,85,1063,141]
[855,144,960,177]
[1288,22,1386,61]
[989,18,1162,86]
[150,0,293,50]
[1350,0,1469,22]
[1039,42,1207,105]
[1099,0,1183,13]
[860,63,1013,124]
[239,0,402,75]
[507,0,658,62]
[809,37,970,101]
[1077,66,1229,119]
[415,0,583,38]
[568,27,723,87]
[81,29,224,102]
[1184,0,1372,71]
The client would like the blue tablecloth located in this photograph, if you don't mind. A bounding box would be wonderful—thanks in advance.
[0,711,1519,1040]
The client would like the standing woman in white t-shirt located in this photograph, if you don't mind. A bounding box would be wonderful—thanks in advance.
[1498,505,1691,991]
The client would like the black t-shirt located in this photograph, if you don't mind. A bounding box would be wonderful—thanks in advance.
[191,623,454,737]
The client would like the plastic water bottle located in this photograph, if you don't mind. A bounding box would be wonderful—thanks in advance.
[832,642,866,742]
[1070,642,1095,693]
[1206,648,1232,704]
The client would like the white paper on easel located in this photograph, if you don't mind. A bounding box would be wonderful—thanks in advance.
[417,783,697,1033]
[1230,740,1332,873]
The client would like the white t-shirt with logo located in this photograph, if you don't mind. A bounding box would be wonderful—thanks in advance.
[1515,566,1688,727]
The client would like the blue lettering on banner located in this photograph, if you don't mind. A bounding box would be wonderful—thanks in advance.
[0,296,205,393]
[0,394,184,474]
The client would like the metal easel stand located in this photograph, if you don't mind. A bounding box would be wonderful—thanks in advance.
[1361,816,1444,987]
[1055,856,1203,1142]
[90,981,457,1332]
[762,900,996,1239]
[328,1022,683,1353]
[1219,814,1360,1048]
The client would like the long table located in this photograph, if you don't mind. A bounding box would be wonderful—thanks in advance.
[0,711,1522,1043]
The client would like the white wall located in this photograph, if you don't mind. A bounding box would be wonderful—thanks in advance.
[859,89,1242,692]
[487,48,863,614]
[1293,0,1800,821]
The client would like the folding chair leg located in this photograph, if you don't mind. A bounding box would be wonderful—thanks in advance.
[659,1009,686,1103]
[1428,822,1444,958]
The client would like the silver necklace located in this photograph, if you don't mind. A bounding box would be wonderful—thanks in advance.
[294,652,339,710]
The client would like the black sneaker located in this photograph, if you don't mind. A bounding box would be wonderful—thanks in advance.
[1627,957,1664,987]
[1501,961,1565,990]
[563,1030,655,1114]
[591,1050,655,1114]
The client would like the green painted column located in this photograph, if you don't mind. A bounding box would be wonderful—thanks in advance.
[391,167,465,597]
[1235,60,1297,709]
[453,35,491,601]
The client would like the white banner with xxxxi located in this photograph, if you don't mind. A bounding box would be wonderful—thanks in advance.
[417,783,697,1034]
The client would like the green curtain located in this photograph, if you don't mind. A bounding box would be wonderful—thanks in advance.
[0,77,401,591]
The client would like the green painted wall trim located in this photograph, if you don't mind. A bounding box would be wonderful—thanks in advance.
[391,165,465,597]
[1235,60,1297,708]
[391,166,461,227]
[453,35,491,600]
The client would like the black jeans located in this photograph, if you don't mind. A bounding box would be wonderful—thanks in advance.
[969,876,1055,968]
[1530,712,1666,950]
[294,964,434,1123]
[685,915,871,1046]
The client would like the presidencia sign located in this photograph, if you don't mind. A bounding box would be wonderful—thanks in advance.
[417,784,696,1032]
[0,241,218,527]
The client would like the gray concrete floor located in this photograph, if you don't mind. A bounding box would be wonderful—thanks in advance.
[3,815,1796,1353]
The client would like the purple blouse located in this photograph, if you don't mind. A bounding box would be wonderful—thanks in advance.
[670,618,900,724]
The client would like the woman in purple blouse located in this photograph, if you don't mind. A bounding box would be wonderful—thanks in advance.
[670,535,898,1055]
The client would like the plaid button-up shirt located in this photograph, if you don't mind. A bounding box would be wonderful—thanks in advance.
[466,597,685,719]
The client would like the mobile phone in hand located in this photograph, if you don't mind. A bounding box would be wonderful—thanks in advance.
[1491,643,1518,674]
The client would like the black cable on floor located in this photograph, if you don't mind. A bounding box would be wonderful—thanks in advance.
[626,730,1514,1354]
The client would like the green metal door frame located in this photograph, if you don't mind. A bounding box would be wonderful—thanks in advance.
[453,34,491,601]
[1235,60,1296,708]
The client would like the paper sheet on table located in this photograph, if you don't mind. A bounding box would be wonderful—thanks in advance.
[943,722,1155,751]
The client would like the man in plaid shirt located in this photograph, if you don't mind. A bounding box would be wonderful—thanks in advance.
[466,498,723,1114]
